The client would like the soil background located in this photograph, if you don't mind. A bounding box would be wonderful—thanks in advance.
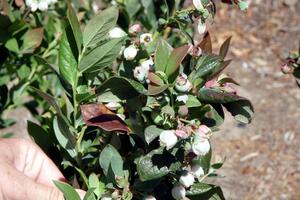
[1,0,300,199]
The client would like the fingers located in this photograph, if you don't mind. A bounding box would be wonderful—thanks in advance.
[0,138,66,187]
[0,161,64,200]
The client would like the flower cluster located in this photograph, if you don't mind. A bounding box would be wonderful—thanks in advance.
[25,0,57,12]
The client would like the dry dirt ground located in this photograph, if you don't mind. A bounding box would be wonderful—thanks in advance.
[1,1,300,199]
[209,1,300,199]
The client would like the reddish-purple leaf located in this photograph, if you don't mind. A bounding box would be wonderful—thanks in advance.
[165,45,190,83]
[81,104,130,133]
[199,32,212,54]
[148,72,164,86]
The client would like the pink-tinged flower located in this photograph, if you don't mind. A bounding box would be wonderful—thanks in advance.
[175,129,189,139]
[129,23,142,34]
[197,125,211,136]
[189,46,202,57]
[205,79,219,89]
[175,73,192,93]
[281,64,294,74]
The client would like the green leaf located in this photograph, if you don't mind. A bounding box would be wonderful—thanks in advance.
[193,148,212,174]
[99,144,124,178]
[125,0,141,19]
[197,88,245,104]
[67,2,82,53]
[202,104,224,128]
[154,39,172,72]
[83,7,118,49]
[22,28,44,51]
[88,173,105,198]
[187,184,225,200]
[219,36,232,59]
[83,189,97,200]
[75,167,89,187]
[59,25,78,86]
[223,100,254,124]
[27,121,51,153]
[137,148,178,181]
[144,125,164,144]
[165,45,190,83]
[190,55,223,82]
[53,181,81,200]
[5,38,19,53]
[96,76,147,101]
[79,38,124,73]
[186,95,202,108]
[53,116,77,158]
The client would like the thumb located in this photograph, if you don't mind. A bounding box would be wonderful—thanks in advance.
[0,162,64,200]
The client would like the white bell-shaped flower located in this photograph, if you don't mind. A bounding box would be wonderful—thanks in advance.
[143,195,156,200]
[123,45,138,61]
[141,59,154,71]
[191,164,205,178]
[109,27,127,38]
[159,130,178,150]
[171,185,186,200]
[197,21,207,35]
[133,66,149,82]
[191,135,210,156]
[140,33,153,46]
[175,73,192,93]
[179,171,195,188]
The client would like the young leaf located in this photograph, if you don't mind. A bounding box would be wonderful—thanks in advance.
[154,39,172,72]
[99,144,124,178]
[79,38,124,73]
[53,117,77,158]
[199,32,212,54]
[81,104,130,133]
[83,7,118,49]
[83,189,97,200]
[59,25,78,86]
[165,45,190,83]
[219,36,232,59]
[66,2,82,53]
[22,27,44,51]
[53,181,81,200]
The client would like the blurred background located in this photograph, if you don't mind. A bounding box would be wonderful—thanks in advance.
[1,0,300,199]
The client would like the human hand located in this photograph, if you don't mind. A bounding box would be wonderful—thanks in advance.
[0,138,79,200]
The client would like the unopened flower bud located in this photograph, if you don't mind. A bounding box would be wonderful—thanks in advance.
[175,73,192,93]
[143,195,156,200]
[129,23,142,34]
[179,171,195,188]
[133,66,148,82]
[159,130,178,150]
[141,59,154,71]
[197,125,211,135]
[197,21,206,35]
[178,105,189,117]
[191,164,205,178]
[175,129,188,139]
[281,64,294,74]
[191,135,210,156]
[123,45,138,60]
[109,27,127,38]
[171,185,186,200]
[140,33,153,46]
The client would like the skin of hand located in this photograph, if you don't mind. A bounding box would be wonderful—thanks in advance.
[0,138,83,200]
